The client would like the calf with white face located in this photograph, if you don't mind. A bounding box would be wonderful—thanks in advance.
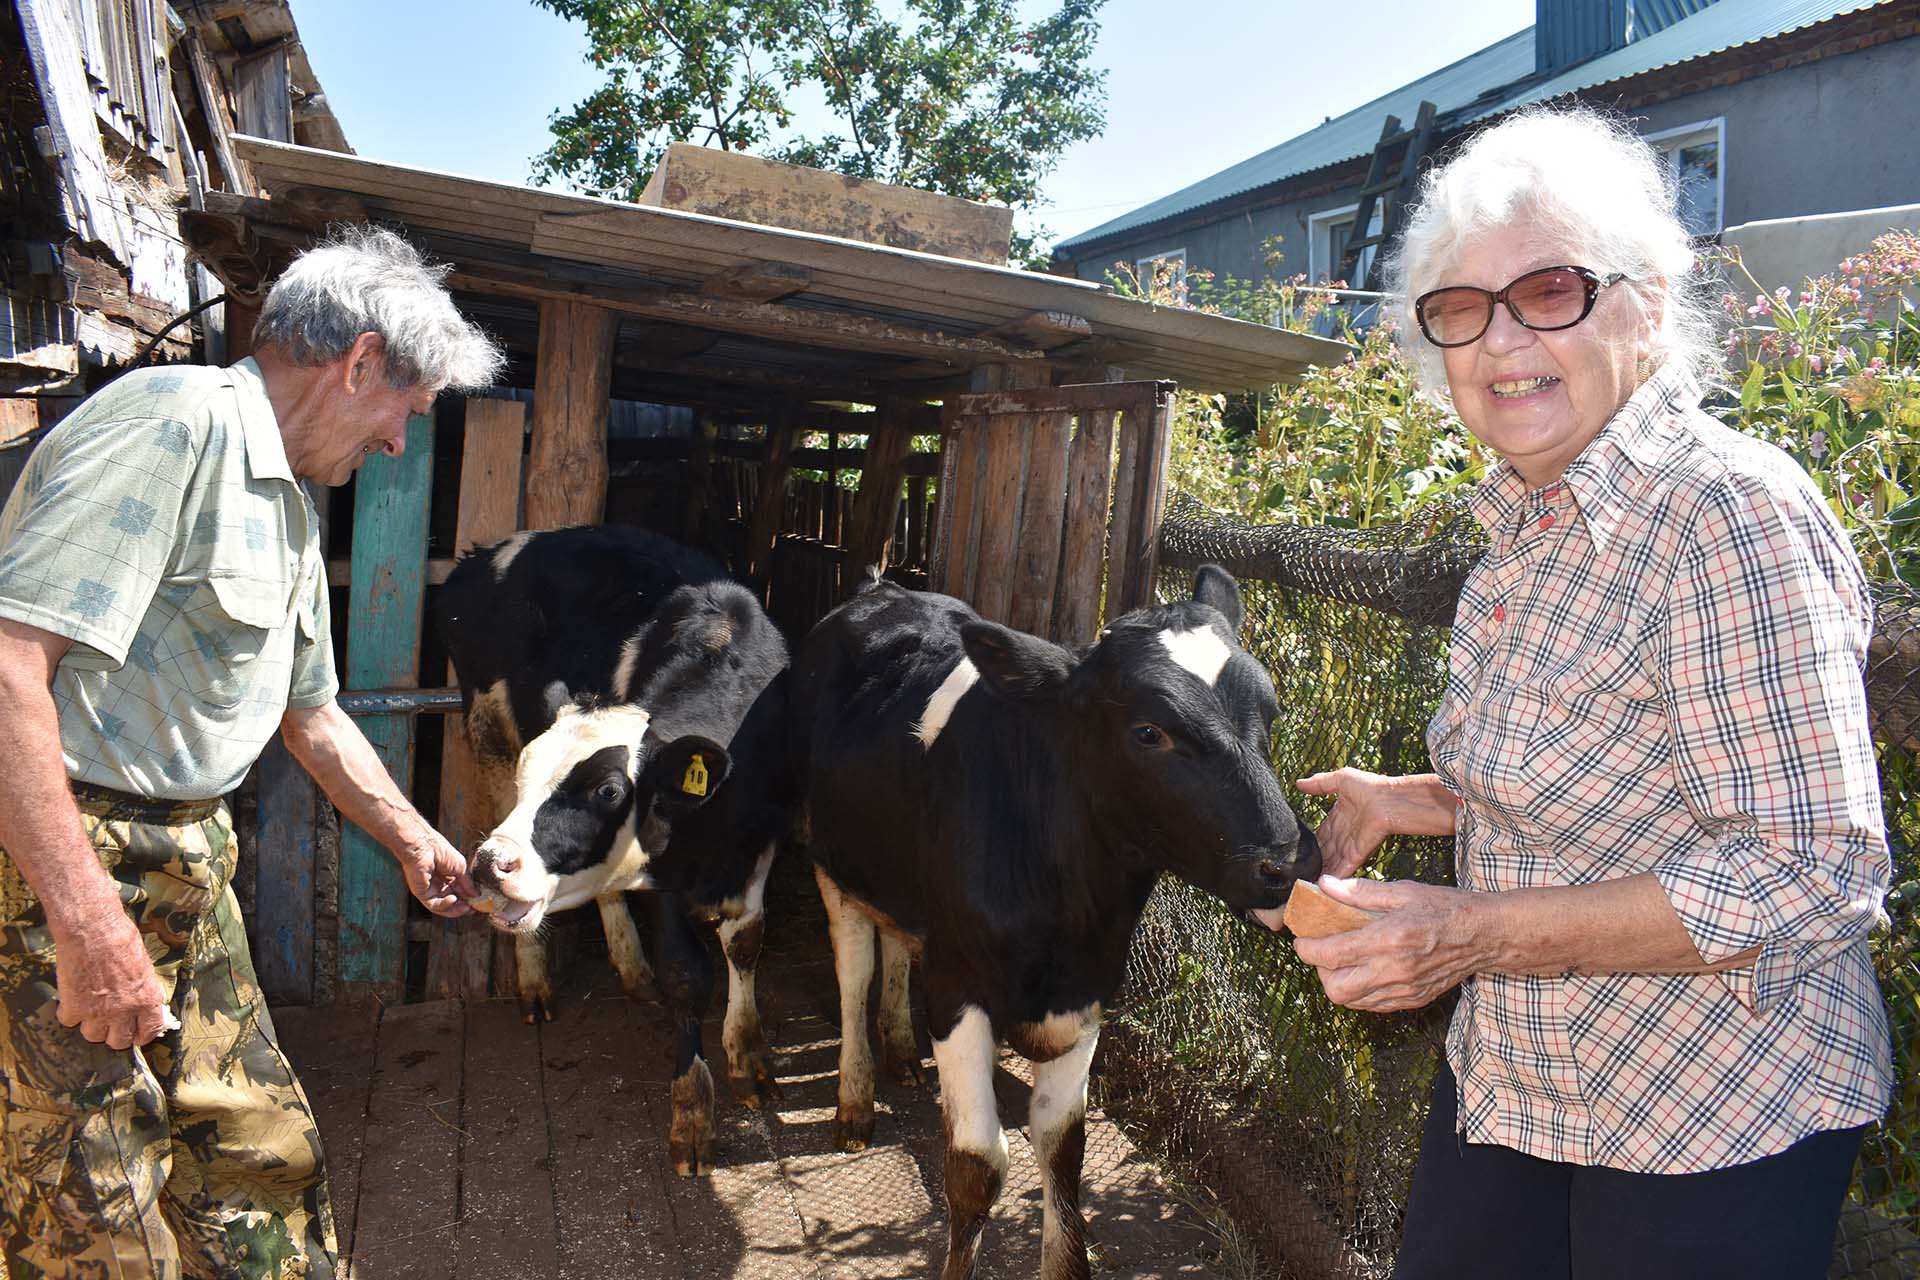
[791,566,1319,1279]
[439,526,791,1178]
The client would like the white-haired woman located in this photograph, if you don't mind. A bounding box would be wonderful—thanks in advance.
[1268,108,1892,1278]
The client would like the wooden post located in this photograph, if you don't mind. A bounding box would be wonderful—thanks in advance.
[845,397,917,583]
[1053,407,1118,646]
[252,738,317,1005]
[337,412,435,999]
[526,300,615,529]
[1105,386,1176,619]
[745,405,796,587]
[1006,410,1074,637]
[224,297,260,361]
[963,364,1049,623]
[427,398,526,1000]
[684,410,717,543]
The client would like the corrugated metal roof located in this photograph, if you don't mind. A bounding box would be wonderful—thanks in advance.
[1057,30,1536,251]
[1057,0,1895,253]
[1465,0,1894,125]
[229,136,1350,393]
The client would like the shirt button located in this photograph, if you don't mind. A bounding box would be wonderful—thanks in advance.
[1493,603,1506,623]
[1538,513,1556,530]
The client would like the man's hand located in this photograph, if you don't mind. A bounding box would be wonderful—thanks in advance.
[1290,877,1487,1013]
[398,831,475,918]
[50,905,170,1049]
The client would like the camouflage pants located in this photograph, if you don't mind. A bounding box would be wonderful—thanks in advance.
[0,791,337,1279]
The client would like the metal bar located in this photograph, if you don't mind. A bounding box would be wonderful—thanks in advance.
[337,688,463,717]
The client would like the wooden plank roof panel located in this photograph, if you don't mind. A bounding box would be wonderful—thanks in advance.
[231,136,1349,391]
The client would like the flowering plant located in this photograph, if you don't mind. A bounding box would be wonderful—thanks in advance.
[1712,231,1920,585]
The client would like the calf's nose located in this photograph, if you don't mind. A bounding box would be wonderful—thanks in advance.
[471,841,519,885]
[1257,824,1322,888]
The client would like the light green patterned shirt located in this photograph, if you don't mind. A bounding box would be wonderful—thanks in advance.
[0,359,336,799]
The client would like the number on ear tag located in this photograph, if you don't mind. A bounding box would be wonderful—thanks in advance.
[682,754,709,797]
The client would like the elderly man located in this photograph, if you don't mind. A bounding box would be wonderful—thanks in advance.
[0,226,501,1277]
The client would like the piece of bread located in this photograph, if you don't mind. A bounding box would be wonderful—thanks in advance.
[1282,880,1381,938]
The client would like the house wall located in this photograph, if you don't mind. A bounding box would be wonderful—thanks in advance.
[1062,33,1920,292]
[1630,36,1920,228]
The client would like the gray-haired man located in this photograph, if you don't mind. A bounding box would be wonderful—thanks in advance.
[0,227,501,1277]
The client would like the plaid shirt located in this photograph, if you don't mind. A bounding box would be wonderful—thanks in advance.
[0,360,335,800]
[1427,361,1892,1173]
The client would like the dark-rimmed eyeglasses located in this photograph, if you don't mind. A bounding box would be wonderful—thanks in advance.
[1414,265,1629,348]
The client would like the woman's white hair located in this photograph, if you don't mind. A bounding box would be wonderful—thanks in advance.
[253,225,504,392]
[1384,104,1719,402]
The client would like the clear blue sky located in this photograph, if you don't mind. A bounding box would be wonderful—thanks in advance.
[297,0,1536,252]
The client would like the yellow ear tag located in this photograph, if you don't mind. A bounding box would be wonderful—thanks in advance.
[682,754,709,798]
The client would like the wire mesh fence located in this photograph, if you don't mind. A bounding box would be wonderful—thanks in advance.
[1091,495,1920,1279]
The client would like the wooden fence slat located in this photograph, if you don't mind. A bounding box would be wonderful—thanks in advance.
[1105,404,1145,631]
[338,411,435,997]
[846,402,917,582]
[1007,410,1073,637]
[252,736,317,1004]
[1127,389,1177,609]
[930,415,980,597]
[428,397,526,1001]
[970,412,1029,624]
[1054,408,1118,646]
[526,299,615,530]
[745,410,796,584]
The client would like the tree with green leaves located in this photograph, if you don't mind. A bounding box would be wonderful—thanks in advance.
[531,0,1107,260]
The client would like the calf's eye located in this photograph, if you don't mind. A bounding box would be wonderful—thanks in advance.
[1131,723,1166,749]
[594,781,625,806]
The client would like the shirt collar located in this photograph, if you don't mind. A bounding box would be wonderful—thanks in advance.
[1466,360,1701,552]
[228,357,297,485]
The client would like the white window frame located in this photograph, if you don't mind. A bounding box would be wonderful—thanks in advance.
[1643,117,1725,235]
[1308,203,1384,285]
[1134,248,1188,303]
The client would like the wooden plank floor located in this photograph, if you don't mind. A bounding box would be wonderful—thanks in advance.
[275,903,1222,1279]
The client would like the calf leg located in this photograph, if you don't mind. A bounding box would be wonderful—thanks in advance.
[514,932,554,1024]
[814,865,877,1151]
[877,930,924,1085]
[933,1005,1008,1280]
[717,845,778,1107]
[648,893,717,1177]
[596,891,659,1003]
[1031,1026,1100,1280]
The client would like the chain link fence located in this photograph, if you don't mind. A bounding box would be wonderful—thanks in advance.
[1090,495,1919,1279]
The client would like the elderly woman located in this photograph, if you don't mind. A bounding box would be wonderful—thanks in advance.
[1270,108,1892,1279]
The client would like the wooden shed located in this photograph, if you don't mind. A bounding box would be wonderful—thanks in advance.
[184,135,1348,1008]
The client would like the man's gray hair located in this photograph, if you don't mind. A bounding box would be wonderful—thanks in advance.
[253,225,504,392]
[1384,105,1719,403]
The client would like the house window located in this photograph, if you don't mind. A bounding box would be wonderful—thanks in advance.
[1134,249,1187,304]
[1309,204,1383,286]
[1645,118,1724,236]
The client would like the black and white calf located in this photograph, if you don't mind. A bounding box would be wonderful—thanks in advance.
[790,568,1320,1279]
[437,525,791,1176]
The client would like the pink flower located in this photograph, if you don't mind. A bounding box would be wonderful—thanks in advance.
[1809,355,1823,373]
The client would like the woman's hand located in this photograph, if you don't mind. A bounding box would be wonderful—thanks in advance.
[1296,769,1412,878]
[1291,877,1490,1013]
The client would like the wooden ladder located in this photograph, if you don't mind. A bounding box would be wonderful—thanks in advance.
[1334,99,1438,292]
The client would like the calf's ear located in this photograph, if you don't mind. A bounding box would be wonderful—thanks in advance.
[541,679,573,725]
[1192,564,1245,636]
[961,621,1072,702]
[643,735,733,817]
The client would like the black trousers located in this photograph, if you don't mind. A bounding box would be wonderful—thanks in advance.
[1394,1062,1866,1280]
